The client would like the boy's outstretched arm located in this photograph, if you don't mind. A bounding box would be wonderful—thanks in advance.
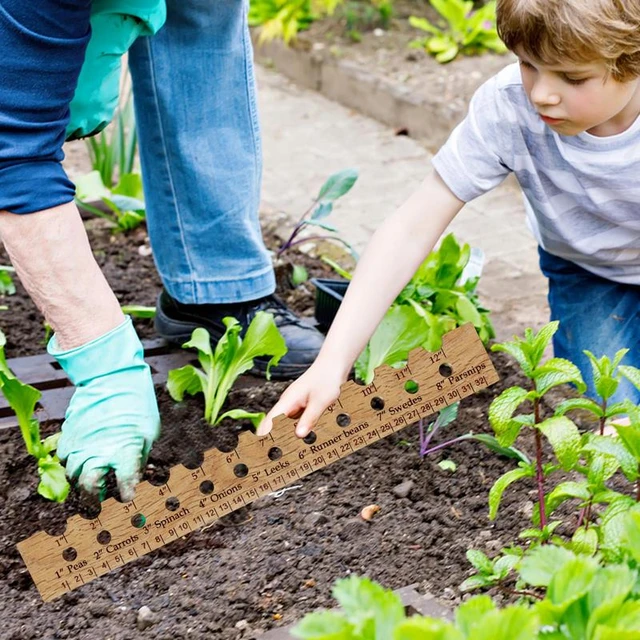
[258,170,464,438]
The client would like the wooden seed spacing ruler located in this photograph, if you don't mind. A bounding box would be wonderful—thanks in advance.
[18,323,498,602]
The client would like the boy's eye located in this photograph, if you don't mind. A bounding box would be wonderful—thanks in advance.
[562,75,589,85]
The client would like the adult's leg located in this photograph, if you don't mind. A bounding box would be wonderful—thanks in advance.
[128,0,274,304]
[539,247,640,405]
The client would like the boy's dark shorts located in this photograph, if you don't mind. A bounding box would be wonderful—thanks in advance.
[539,246,640,405]
[0,0,91,214]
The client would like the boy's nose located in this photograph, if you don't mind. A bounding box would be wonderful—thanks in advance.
[530,79,561,108]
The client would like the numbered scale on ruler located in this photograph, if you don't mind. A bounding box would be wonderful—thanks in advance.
[17,323,499,602]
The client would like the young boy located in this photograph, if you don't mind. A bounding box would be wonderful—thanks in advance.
[258,0,640,438]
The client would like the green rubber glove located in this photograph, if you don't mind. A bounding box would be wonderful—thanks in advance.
[48,317,160,500]
[66,0,166,140]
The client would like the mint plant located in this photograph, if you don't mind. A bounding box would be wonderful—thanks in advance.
[167,312,287,427]
[0,330,68,502]
[409,0,507,63]
[488,322,585,531]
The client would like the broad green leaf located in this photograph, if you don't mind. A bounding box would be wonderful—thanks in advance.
[467,605,539,640]
[466,549,493,574]
[112,172,144,199]
[0,267,15,297]
[585,350,620,400]
[554,397,603,418]
[459,574,493,592]
[491,341,533,377]
[465,433,530,464]
[74,170,110,201]
[316,169,358,204]
[41,432,61,455]
[546,481,591,515]
[489,466,531,520]
[0,372,42,456]
[332,576,405,637]
[570,527,598,556]
[455,595,494,635]
[488,386,531,447]
[519,545,574,587]
[584,435,639,481]
[528,322,559,369]
[166,365,207,402]
[355,305,430,384]
[586,564,636,637]
[183,326,215,363]
[291,611,353,639]
[394,618,463,640]
[455,295,482,326]
[533,358,586,396]
[217,409,265,428]
[431,0,470,29]
[291,264,309,286]
[622,511,640,564]
[619,365,640,392]
[538,416,581,470]
[408,16,441,35]
[546,556,598,607]
[599,497,637,559]
[106,194,145,214]
[37,457,70,503]
[493,553,521,577]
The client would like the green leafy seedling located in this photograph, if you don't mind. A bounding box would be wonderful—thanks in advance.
[167,312,287,427]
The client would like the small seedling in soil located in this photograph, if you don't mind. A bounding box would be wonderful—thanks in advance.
[0,329,68,502]
[0,265,16,297]
[277,169,359,271]
[167,311,287,427]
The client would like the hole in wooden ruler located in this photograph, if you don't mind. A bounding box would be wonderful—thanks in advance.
[370,396,385,411]
[336,413,351,428]
[131,513,146,528]
[268,447,283,461]
[147,466,171,486]
[97,530,112,545]
[405,380,419,394]
[62,547,77,562]
[303,431,317,445]
[165,497,180,511]
[182,450,205,470]
[439,363,453,377]
[234,464,249,478]
[199,480,214,494]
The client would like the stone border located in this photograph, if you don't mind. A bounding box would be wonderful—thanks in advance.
[261,584,452,639]
[252,34,453,150]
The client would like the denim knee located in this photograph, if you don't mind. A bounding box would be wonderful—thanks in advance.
[539,247,640,404]
[0,0,91,213]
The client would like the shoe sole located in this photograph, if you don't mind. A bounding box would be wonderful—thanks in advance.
[154,300,311,380]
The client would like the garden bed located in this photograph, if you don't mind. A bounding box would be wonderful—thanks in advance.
[0,221,562,639]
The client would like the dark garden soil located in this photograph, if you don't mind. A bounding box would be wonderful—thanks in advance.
[0,218,587,639]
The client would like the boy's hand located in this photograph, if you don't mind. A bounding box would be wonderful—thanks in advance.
[257,363,345,438]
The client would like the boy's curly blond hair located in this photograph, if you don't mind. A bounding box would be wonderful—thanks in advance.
[497,0,640,81]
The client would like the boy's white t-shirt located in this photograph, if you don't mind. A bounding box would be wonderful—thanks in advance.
[432,62,640,285]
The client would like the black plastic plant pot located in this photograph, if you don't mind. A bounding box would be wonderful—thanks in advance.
[311,277,349,330]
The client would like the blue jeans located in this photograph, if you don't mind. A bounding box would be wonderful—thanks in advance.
[129,0,275,304]
[539,247,640,405]
[0,0,274,304]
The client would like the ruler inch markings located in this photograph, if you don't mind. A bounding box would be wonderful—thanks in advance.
[17,324,498,602]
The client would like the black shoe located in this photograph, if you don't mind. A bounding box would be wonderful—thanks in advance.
[155,290,324,380]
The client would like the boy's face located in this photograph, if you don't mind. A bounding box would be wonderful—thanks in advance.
[516,48,640,137]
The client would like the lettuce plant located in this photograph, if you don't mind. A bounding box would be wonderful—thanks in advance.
[355,234,494,384]
[0,330,69,502]
[409,0,507,63]
[167,312,287,427]
[0,265,16,297]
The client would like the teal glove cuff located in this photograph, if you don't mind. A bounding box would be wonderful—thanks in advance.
[49,317,160,500]
[48,316,145,386]
[66,0,167,140]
